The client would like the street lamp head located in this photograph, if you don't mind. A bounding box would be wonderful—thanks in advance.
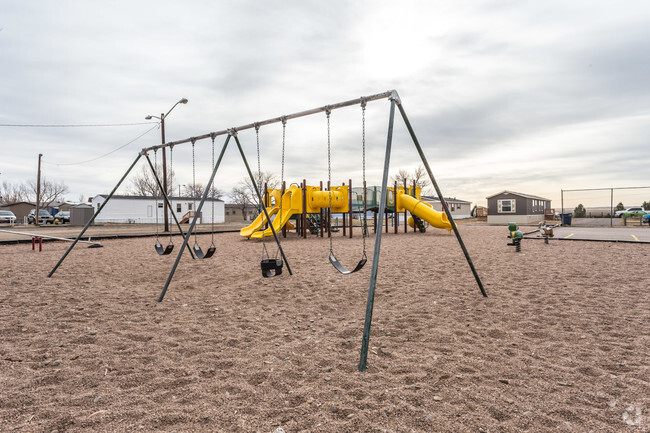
[179,98,188,104]
[145,115,153,120]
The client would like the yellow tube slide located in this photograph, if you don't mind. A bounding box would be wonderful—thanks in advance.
[240,206,279,238]
[398,194,452,231]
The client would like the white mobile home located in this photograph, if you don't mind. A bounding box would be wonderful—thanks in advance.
[91,195,224,224]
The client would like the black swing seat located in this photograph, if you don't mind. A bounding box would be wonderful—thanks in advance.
[329,254,367,275]
[155,242,174,256]
[261,258,283,278]
[193,244,216,259]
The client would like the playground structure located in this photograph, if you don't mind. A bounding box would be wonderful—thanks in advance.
[47,90,487,372]
[240,183,452,239]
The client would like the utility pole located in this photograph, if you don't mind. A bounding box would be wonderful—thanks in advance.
[145,98,187,232]
[161,112,169,232]
[35,153,42,226]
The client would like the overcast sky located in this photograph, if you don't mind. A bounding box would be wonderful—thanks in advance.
[2,1,649,209]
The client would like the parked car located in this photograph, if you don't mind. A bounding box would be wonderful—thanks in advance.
[27,209,54,224]
[643,214,650,225]
[54,211,70,224]
[0,210,16,224]
[615,207,647,218]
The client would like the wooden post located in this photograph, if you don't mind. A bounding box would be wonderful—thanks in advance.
[302,179,307,238]
[35,153,42,226]
[327,180,332,238]
[320,181,324,238]
[413,180,417,232]
[282,180,286,238]
[363,180,368,237]
[349,179,353,238]
[394,181,398,234]
[342,181,346,237]
[404,179,409,233]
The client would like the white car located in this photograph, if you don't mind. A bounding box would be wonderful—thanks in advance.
[0,210,16,224]
[615,207,648,218]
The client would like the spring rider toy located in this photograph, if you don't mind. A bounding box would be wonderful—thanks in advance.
[507,222,523,252]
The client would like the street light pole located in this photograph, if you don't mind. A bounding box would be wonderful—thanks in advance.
[160,112,169,231]
[35,153,42,226]
[145,98,188,232]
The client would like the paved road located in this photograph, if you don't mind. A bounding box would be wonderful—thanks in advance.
[0,222,247,244]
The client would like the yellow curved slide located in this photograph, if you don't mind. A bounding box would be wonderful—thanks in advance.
[240,206,279,238]
[250,208,298,238]
[398,194,452,231]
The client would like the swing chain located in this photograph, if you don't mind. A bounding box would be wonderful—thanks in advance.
[154,149,160,241]
[326,108,333,255]
[168,145,174,244]
[191,138,197,245]
[277,117,287,259]
[361,98,367,253]
[210,134,216,245]
[256,123,269,260]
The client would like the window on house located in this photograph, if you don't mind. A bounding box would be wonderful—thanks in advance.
[176,204,182,213]
[188,203,193,211]
[158,202,163,208]
[226,210,230,215]
[498,199,516,213]
[233,209,236,215]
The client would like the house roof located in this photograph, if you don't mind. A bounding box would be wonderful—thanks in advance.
[486,190,551,201]
[0,201,36,207]
[421,196,471,204]
[93,194,223,202]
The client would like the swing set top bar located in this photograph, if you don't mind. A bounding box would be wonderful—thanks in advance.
[140,90,399,154]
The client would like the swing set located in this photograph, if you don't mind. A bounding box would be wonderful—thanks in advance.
[48,90,487,371]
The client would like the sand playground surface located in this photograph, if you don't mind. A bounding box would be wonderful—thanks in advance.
[0,225,648,432]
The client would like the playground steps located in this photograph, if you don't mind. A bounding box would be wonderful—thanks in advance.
[180,211,201,224]
[307,214,321,235]
[412,215,427,233]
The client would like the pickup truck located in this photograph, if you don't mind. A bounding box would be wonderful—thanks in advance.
[615,207,649,218]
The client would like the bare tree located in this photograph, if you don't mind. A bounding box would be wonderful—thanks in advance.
[228,172,278,219]
[27,178,69,207]
[243,171,279,207]
[391,165,431,193]
[129,165,175,196]
[183,183,224,200]
[0,181,29,204]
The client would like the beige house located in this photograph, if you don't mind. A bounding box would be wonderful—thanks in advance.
[420,196,472,219]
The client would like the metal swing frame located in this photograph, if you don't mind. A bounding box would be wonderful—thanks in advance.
[47,89,487,374]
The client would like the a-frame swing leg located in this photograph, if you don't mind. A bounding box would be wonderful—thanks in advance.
[144,153,196,260]
[158,135,231,302]
[156,133,293,303]
[232,134,293,276]
[358,93,489,373]
[48,153,143,277]
[359,97,397,372]
[396,102,488,298]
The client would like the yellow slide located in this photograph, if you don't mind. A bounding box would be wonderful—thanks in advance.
[240,206,279,238]
[398,194,452,231]
[250,208,299,238]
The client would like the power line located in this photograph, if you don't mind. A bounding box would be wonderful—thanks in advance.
[0,122,157,128]
[43,124,159,166]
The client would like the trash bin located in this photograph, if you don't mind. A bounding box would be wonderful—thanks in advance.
[560,213,572,226]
